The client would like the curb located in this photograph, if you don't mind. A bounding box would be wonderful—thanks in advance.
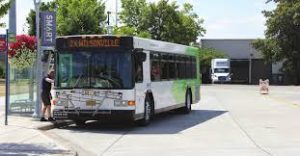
[37,120,74,130]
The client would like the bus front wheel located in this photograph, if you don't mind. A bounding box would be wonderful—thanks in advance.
[137,97,153,126]
[74,119,86,127]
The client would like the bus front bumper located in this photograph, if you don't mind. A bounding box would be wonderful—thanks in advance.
[53,109,135,121]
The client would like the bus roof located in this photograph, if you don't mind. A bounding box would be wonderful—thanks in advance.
[56,35,199,56]
[56,34,130,39]
[133,37,197,55]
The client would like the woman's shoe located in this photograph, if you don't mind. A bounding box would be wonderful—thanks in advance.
[40,117,47,121]
[48,117,55,121]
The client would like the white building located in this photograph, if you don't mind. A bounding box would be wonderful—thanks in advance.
[201,39,284,84]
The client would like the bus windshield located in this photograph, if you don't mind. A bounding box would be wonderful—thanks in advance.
[56,50,133,89]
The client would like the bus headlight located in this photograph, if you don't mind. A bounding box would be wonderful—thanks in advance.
[114,100,127,106]
[114,100,135,106]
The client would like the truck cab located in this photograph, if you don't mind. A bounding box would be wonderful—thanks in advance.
[211,58,231,83]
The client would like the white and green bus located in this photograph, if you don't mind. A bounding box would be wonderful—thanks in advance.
[52,35,201,126]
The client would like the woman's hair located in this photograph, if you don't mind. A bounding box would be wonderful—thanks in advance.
[48,70,55,78]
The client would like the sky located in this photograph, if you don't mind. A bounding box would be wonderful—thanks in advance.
[0,0,276,39]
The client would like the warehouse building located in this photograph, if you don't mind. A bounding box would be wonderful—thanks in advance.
[201,39,284,85]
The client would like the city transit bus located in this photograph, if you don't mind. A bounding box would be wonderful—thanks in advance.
[52,35,201,126]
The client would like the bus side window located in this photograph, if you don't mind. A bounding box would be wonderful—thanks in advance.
[151,53,161,81]
[161,54,169,80]
[169,55,176,79]
[135,56,143,83]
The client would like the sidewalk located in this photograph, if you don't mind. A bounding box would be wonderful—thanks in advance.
[0,97,74,155]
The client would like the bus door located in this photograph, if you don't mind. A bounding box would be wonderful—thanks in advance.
[134,50,148,116]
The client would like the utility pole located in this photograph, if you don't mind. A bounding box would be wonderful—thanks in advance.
[249,44,253,84]
[107,11,112,35]
[32,0,42,118]
[9,0,16,33]
[115,0,118,27]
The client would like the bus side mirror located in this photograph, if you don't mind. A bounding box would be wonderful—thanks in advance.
[42,50,56,63]
[41,50,52,62]
[134,49,146,62]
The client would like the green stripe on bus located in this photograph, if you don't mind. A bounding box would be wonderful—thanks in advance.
[186,47,200,56]
[172,79,200,103]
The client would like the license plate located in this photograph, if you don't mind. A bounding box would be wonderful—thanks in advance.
[86,99,96,106]
[219,77,226,81]
[53,110,68,119]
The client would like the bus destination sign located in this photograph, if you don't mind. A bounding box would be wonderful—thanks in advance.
[67,38,120,48]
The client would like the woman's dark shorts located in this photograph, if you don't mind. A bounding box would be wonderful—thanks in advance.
[41,92,52,106]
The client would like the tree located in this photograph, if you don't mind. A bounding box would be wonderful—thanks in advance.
[119,0,205,45]
[9,34,37,100]
[145,0,181,42]
[113,26,151,38]
[119,0,147,33]
[198,47,227,83]
[26,1,56,36]
[0,0,11,27]
[177,3,205,45]
[199,48,227,69]
[26,0,106,36]
[56,0,106,35]
[9,35,37,69]
[252,0,300,85]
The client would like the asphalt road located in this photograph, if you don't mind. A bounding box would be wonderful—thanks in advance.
[46,85,300,156]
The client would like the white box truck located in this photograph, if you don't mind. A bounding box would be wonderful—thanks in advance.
[211,58,231,83]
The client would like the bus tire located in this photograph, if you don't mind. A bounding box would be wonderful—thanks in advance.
[74,119,86,127]
[183,90,192,114]
[137,96,152,126]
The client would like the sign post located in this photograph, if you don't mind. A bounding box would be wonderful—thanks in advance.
[33,10,56,118]
[5,30,16,125]
[0,34,7,125]
[32,0,41,118]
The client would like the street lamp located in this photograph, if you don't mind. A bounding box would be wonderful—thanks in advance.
[106,11,112,35]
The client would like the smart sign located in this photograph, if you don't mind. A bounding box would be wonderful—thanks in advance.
[41,11,56,46]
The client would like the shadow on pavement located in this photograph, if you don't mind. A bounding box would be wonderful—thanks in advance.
[0,143,71,155]
[61,109,227,135]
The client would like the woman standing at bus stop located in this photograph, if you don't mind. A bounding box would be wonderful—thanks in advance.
[40,70,55,121]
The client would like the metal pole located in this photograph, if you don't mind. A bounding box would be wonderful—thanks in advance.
[9,0,16,34]
[248,43,253,84]
[107,11,112,35]
[5,29,9,125]
[249,55,252,84]
[5,0,16,125]
[32,0,41,118]
[115,0,118,27]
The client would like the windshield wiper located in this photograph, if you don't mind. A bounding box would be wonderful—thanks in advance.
[97,75,122,88]
[73,74,83,88]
